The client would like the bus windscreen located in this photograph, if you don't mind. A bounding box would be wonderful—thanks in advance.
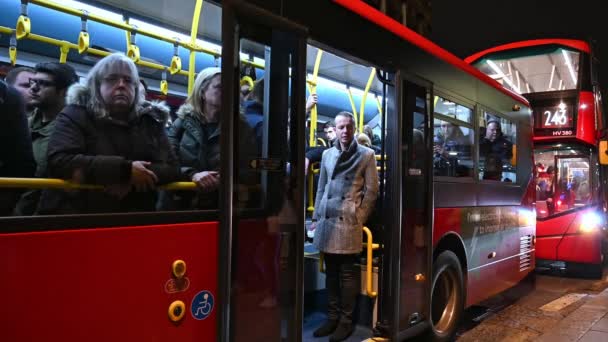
[471,46,581,94]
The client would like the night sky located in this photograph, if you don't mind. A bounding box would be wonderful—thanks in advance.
[431,0,607,87]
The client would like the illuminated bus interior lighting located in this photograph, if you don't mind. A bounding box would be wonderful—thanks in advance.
[516,70,521,90]
[486,60,520,93]
[548,64,555,90]
[526,83,531,93]
[64,0,123,21]
[562,49,577,85]
[308,73,382,101]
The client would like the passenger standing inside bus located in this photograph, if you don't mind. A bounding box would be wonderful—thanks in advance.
[480,120,513,181]
[40,53,179,214]
[14,62,78,215]
[311,111,379,341]
[5,66,35,113]
[0,80,35,215]
[164,67,256,209]
[433,120,469,176]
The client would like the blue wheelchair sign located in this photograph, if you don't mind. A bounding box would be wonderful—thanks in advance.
[191,290,214,320]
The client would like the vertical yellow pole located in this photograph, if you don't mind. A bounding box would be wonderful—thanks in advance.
[360,68,376,133]
[188,0,204,94]
[309,49,323,147]
[346,87,358,128]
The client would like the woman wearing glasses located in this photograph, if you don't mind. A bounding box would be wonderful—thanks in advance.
[39,53,179,214]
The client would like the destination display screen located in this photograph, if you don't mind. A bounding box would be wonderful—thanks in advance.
[534,100,575,137]
[537,102,574,129]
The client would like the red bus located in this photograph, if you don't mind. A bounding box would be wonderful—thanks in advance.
[0,0,535,341]
[467,39,608,278]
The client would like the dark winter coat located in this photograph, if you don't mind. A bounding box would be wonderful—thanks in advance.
[480,135,513,180]
[164,103,257,209]
[0,81,35,215]
[313,139,379,254]
[39,84,179,214]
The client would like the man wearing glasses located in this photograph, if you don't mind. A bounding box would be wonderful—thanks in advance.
[14,62,78,215]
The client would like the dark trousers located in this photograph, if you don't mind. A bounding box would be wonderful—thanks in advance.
[324,253,360,324]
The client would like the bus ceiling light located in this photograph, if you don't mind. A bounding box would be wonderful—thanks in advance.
[562,49,577,85]
[580,212,602,233]
[486,60,520,93]
[558,102,566,111]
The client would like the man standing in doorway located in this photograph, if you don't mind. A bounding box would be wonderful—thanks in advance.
[312,111,379,341]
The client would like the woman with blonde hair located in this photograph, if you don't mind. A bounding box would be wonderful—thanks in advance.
[166,67,256,209]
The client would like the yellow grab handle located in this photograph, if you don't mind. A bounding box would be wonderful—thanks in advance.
[240,75,254,91]
[362,226,378,298]
[160,80,168,95]
[78,31,89,54]
[127,44,140,62]
[59,43,69,63]
[9,46,17,65]
[16,15,30,40]
[169,55,182,75]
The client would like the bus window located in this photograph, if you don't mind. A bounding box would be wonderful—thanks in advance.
[479,113,517,182]
[555,156,591,212]
[434,95,473,123]
[432,118,473,177]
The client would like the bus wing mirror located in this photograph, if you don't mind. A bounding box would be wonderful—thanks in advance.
[600,141,608,165]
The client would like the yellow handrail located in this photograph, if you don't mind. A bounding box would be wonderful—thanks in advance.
[0,178,197,191]
[362,226,379,298]
[375,94,382,120]
[359,68,376,133]
[0,26,12,35]
[308,49,323,147]
[18,32,189,76]
[346,86,358,128]
[29,0,212,54]
[188,0,203,94]
[307,162,318,213]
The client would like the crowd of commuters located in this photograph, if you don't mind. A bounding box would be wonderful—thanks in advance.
[0,54,260,215]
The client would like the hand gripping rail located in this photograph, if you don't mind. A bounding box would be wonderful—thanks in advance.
[318,226,379,299]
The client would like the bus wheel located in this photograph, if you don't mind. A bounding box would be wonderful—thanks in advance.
[428,251,464,342]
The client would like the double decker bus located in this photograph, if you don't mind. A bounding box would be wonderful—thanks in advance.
[467,39,608,278]
[1,0,535,340]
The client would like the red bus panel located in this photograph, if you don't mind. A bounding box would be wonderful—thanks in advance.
[0,222,218,342]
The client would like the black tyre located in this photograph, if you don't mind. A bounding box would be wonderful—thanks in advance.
[428,251,465,342]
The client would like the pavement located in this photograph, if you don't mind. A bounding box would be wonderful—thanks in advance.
[457,268,608,342]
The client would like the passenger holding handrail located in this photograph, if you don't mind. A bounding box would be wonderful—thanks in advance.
[164,67,256,209]
[310,111,379,341]
[39,53,179,214]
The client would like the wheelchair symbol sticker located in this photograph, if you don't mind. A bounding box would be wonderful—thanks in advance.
[191,290,214,320]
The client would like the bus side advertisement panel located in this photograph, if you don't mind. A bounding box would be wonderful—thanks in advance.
[457,206,534,306]
[0,222,219,341]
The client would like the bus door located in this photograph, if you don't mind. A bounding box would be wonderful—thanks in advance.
[220,2,307,341]
[387,75,433,339]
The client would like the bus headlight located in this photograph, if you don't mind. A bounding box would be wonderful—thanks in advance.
[580,212,603,233]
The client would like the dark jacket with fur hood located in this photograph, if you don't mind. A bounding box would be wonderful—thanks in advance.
[163,103,257,209]
[39,84,180,214]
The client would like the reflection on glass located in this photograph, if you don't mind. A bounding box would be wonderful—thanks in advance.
[479,114,516,182]
[432,118,472,177]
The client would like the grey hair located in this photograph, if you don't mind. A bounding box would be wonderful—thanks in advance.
[85,53,140,118]
[335,111,357,128]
